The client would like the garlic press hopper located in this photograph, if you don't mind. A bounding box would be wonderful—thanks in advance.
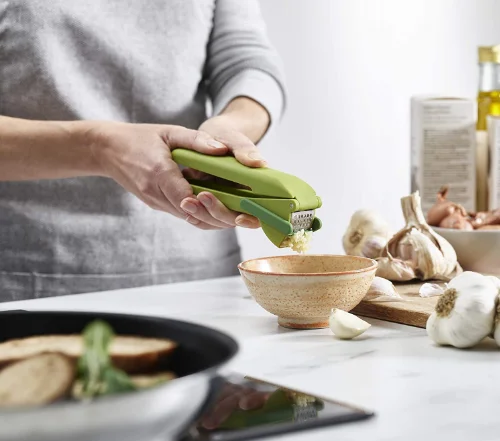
[171,149,322,248]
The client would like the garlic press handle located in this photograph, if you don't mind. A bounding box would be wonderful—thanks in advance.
[171,149,296,199]
[189,183,244,214]
[171,149,258,187]
[189,183,294,236]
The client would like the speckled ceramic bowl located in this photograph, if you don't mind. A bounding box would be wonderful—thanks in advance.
[238,255,377,330]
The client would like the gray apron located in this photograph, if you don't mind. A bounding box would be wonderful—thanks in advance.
[0,0,241,301]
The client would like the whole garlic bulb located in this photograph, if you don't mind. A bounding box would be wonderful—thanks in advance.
[342,210,392,259]
[426,272,498,349]
[377,192,460,282]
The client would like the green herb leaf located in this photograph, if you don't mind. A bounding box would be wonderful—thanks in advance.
[77,320,136,397]
[103,368,136,394]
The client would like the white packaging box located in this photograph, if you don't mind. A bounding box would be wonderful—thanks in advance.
[487,115,500,210]
[411,96,476,215]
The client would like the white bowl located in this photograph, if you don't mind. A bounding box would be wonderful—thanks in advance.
[433,227,500,275]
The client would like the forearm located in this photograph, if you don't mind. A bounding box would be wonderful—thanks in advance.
[0,116,100,181]
[219,97,270,144]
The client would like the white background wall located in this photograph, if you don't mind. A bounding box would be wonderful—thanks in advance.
[238,0,500,260]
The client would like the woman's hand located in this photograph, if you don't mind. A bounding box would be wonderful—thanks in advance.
[179,113,267,229]
[185,97,271,229]
[88,121,263,230]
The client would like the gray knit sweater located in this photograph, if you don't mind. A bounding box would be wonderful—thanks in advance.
[0,0,285,300]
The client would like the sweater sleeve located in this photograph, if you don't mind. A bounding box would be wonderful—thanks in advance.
[204,0,287,130]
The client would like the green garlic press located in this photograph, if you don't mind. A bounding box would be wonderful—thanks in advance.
[171,149,322,248]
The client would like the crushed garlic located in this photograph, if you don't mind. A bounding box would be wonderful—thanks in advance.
[282,229,312,253]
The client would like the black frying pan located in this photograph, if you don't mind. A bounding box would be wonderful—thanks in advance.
[0,310,238,441]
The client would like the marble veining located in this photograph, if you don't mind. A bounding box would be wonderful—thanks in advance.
[0,276,499,441]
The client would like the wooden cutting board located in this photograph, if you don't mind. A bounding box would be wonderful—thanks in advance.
[351,281,446,328]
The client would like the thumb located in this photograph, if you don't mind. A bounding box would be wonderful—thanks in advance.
[160,126,228,155]
[216,131,267,168]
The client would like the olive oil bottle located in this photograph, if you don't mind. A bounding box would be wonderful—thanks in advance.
[476,45,500,211]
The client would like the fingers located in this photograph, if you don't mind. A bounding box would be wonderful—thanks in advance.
[196,193,238,227]
[156,161,194,216]
[156,160,257,230]
[161,126,228,155]
[180,195,233,229]
[234,213,260,229]
[142,191,219,229]
[179,197,225,230]
[184,192,260,229]
[155,164,221,230]
[183,168,251,190]
[213,130,267,168]
[185,214,223,230]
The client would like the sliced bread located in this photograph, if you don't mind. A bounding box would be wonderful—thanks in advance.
[0,353,75,407]
[0,335,177,373]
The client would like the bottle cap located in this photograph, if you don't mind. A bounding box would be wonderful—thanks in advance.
[478,45,500,63]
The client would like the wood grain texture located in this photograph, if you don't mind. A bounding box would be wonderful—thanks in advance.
[351,281,446,328]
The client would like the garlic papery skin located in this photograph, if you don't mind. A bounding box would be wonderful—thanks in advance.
[376,256,416,281]
[419,283,446,298]
[364,277,403,302]
[426,272,498,349]
[329,309,371,339]
[378,192,460,282]
[360,236,389,259]
[342,210,392,258]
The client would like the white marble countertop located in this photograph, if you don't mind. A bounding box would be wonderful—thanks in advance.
[2,276,499,441]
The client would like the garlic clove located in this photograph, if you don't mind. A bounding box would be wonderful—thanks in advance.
[376,256,416,281]
[364,277,403,302]
[427,187,458,223]
[360,236,389,259]
[439,212,474,230]
[426,272,498,348]
[419,283,446,298]
[402,230,447,280]
[427,186,470,228]
[329,309,371,339]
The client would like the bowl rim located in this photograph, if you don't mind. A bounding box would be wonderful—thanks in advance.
[237,254,378,277]
[433,226,500,234]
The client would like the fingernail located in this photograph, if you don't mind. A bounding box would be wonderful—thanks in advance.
[186,216,199,225]
[199,194,212,208]
[181,200,197,214]
[207,139,226,149]
[248,151,265,161]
